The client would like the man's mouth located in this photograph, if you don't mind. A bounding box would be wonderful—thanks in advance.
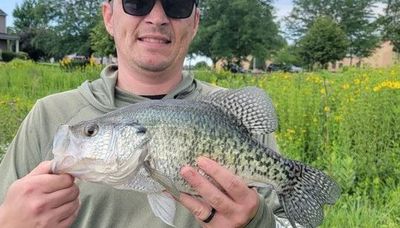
[138,36,171,44]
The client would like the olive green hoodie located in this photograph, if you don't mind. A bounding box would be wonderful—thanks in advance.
[0,65,287,228]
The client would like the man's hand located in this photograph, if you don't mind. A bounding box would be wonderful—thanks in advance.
[179,157,260,228]
[0,161,80,228]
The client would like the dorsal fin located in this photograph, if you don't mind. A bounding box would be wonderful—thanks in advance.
[203,87,278,134]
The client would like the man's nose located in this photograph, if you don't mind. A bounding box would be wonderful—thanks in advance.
[144,0,169,26]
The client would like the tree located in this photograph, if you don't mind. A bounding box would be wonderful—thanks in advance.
[380,0,400,52]
[90,14,116,57]
[12,0,103,60]
[286,0,380,64]
[12,0,53,60]
[298,17,349,69]
[272,45,303,67]
[190,0,283,66]
[49,0,103,57]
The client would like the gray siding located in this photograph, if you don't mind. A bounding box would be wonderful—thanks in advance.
[0,40,7,51]
[0,16,5,33]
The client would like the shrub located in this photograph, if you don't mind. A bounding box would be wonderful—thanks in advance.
[1,51,17,62]
[1,51,29,62]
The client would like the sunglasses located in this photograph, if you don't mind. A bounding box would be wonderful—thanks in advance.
[113,0,199,19]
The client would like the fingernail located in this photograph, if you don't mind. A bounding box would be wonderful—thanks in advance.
[181,166,196,179]
[197,157,211,169]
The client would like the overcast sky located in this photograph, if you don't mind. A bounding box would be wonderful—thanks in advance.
[1,0,294,27]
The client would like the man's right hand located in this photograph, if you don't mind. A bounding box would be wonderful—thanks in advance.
[0,161,80,228]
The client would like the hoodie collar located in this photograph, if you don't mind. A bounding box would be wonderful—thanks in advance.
[78,64,198,112]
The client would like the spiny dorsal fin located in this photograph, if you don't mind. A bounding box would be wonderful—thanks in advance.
[205,87,278,134]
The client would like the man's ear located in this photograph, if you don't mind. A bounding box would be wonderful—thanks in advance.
[191,8,201,40]
[102,1,114,37]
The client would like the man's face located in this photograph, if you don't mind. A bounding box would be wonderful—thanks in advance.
[103,0,200,73]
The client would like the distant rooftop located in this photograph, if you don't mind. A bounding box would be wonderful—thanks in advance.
[0,9,7,16]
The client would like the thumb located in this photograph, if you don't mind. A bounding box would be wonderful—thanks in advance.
[27,161,53,176]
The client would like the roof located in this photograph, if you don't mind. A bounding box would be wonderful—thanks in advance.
[0,9,7,16]
[0,33,19,40]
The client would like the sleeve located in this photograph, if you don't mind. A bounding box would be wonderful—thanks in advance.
[0,101,49,203]
[244,133,303,228]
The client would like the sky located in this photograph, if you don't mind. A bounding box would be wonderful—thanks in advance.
[0,0,24,27]
[1,0,294,27]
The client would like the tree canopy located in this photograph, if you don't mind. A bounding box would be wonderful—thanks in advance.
[13,0,103,59]
[189,0,283,65]
[286,0,380,63]
[380,0,400,52]
[298,16,349,69]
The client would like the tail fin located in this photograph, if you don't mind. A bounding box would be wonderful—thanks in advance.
[278,161,341,228]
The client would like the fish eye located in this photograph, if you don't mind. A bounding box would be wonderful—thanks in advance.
[84,124,99,137]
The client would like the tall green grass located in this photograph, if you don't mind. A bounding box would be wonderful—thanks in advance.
[0,60,399,227]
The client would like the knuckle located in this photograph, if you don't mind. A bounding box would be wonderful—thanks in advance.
[207,166,220,177]
[30,200,47,216]
[191,206,207,218]
[72,198,81,210]
[230,212,249,228]
[70,184,80,198]
[16,180,37,196]
[60,174,74,186]
[226,177,242,192]
[209,195,224,207]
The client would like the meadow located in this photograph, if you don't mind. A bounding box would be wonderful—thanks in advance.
[0,59,399,227]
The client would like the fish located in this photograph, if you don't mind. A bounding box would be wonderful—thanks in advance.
[51,87,340,228]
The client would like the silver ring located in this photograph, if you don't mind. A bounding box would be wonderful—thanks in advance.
[202,207,216,223]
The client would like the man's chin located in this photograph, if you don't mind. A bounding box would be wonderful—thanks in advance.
[136,61,171,73]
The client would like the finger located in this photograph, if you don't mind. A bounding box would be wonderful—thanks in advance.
[180,166,234,213]
[197,157,250,202]
[40,174,75,193]
[47,184,80,209]
[27,161,53,176]
[179,193,215,223]
[54,197,80,224]
[58,209,79,228]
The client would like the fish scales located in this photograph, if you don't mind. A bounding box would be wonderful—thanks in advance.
[122,99,286,193]
[51,87,340,228]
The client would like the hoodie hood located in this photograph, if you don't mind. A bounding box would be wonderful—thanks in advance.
[77,65,198,113]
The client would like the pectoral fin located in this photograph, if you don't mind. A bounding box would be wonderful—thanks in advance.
[148,193,177,227]
[143,160,180,199]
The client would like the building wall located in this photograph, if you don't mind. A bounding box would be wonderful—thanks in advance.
[0,16,6,33]
[330,41,398,70]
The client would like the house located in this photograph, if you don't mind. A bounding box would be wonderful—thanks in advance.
[0,9,20,53]
[330,41,399,70]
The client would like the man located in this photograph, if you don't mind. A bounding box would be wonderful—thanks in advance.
[0,0,288,227]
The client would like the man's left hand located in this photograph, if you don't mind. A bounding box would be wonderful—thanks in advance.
[179,157,260,228]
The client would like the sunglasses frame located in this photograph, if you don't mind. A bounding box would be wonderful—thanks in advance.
[109,0,199,19]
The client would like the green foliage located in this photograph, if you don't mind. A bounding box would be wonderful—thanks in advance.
[1,52,17,62]
[1,61,399,226]
[90,15,116,57]
[193,61,211,70]
[1,51,29,62]
[298,17,348,68]
[286,0,380,61]
[272,45,303,66]
[12,0,103,59]
[190,0,283,65]
[380,0,400,52]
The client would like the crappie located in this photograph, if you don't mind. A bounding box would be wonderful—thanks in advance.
[51,87,340,228]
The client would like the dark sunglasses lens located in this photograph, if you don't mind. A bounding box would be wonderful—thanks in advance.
[123,0,155,16]
[163,0,195,19]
